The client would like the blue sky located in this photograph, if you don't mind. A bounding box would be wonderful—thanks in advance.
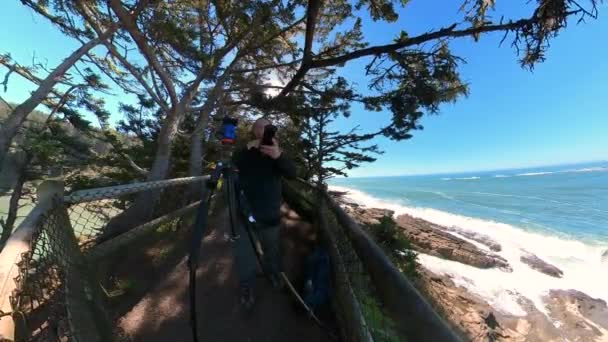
[1,1,607,177]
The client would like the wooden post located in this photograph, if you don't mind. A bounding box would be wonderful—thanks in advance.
[0,180,64,341]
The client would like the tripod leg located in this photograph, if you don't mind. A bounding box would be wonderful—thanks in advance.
[225,170,240,241]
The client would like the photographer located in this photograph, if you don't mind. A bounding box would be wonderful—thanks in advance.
[232,117,296,311]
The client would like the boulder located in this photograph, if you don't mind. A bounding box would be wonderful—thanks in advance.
[396,214,512,271]
[519,251,563,278]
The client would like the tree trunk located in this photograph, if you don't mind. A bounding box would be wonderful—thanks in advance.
[188,110,210,177]
[0,155,30,249]
[0,30,114,167]
[145,114,179,182]
[98,106,183,241]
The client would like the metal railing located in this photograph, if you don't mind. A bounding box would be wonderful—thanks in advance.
[0,176,208,341]
[0,174,459,341]
[284,179,461,342]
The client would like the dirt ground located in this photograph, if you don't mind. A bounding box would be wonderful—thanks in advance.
[112,203,335,342]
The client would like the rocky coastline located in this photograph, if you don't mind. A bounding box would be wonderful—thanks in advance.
[333,192,608,342]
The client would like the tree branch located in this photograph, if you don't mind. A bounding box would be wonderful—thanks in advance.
[123,153,149,176]
[276,0,322,98]
[108,0,179,106]
[311,12,579,69]
[76,2,170,112]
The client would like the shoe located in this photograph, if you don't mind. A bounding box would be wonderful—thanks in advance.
[269,273,284,291]
[240,285,255,311]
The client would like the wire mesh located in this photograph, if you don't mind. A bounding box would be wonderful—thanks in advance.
[67,178,205,250]
[10,199,111,342]
[7,176,208,341]
[321,199,401,342]
[288,181,401,342]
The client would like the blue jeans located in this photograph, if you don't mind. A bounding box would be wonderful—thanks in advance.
[233,219,282,289]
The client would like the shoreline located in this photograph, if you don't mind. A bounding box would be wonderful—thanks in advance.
[329,186,608,341]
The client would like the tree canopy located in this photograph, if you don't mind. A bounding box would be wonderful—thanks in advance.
[0,0,601,238]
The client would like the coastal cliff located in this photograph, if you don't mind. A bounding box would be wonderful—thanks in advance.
[333,191,608,342]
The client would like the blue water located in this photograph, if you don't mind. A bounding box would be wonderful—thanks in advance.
[329,161,608,244]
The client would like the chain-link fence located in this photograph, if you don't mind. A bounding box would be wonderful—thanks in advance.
[286,181,396,341]
[10,199,112,342]
[284,180,459,342]
[0,176,208,341]
[320,200,400,342]
[65,176,207,250]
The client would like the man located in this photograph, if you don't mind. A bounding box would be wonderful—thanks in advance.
[232,117,296,310]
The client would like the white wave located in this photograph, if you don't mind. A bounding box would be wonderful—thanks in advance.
[415,190,455,201]
[514,167,608,177]
[455,176,480,180]
[516,172,554,176]
[493,174,510,178]
[328,185,608,317]
[566,166,608,173]
[440,177,452,181]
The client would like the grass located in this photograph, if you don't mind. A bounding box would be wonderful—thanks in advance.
[358,290,401,342]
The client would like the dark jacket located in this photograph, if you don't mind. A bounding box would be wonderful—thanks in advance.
[233,146,296,225]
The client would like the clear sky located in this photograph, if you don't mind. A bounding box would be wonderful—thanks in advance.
[1,1,607,177]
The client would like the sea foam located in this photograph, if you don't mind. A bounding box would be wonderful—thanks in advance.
[329,185,608,317]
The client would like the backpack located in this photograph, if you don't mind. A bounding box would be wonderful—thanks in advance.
[302,246,331,311]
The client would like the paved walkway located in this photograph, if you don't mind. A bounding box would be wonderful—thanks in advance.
[117,205,332,342]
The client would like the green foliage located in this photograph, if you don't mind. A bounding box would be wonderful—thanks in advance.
[359,291,400,342]
[293,75,382,182]
[368,215,418,278]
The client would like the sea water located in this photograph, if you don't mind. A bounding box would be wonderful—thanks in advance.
[329,161,608,316]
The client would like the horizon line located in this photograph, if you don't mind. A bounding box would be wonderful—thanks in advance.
[337,159,608,179]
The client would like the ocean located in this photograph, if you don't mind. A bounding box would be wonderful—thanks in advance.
[329,161,608,316]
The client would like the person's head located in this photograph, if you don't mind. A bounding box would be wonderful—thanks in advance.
[252,117,271,139]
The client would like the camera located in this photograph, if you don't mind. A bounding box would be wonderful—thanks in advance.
[262,125,277,146]
[220,116,238,145]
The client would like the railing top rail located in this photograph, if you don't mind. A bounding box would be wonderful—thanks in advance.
[0,180,64,341]
[64,175,210,204]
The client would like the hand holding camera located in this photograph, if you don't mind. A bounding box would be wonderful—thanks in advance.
[259,124,281,159]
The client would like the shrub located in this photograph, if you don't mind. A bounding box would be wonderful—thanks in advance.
[368,215,418,278]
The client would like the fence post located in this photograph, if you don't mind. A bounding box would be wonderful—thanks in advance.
[0,179,64,341]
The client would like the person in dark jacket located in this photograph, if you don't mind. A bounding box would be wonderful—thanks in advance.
[232,117,296,310]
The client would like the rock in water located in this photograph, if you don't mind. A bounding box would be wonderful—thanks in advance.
[395,214,512,271]
[519,251,564,278]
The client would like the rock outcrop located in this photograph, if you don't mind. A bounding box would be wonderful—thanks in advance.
[544,290,608,342]
[415,269,561,341]
[342,205,395,226]
[416,268,608,342]
[414,268,509,341]
[519,251,564,278]
[396,214,512,271]
[331,193,608,342]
